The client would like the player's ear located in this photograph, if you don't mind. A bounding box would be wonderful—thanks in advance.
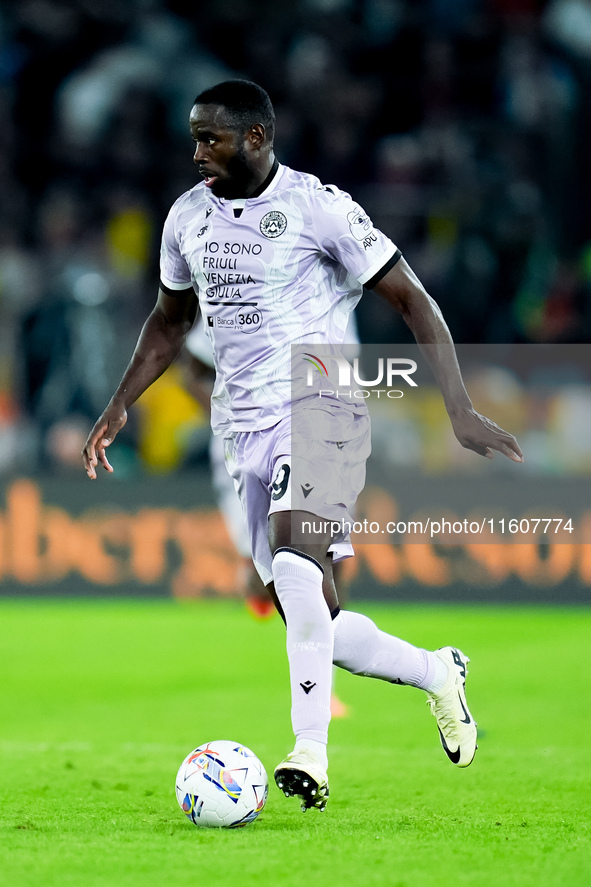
[248,123,266,149]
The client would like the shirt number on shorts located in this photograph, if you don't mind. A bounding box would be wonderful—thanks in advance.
[271,464,290,500]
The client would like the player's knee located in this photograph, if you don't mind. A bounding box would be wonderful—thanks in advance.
[271,548,324,610]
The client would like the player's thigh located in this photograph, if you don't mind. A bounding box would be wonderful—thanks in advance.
[268,508,333,559]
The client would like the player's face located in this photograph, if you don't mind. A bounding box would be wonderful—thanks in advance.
[190,104,257,199]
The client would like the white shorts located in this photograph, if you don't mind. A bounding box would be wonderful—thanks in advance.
[223,403,371,584]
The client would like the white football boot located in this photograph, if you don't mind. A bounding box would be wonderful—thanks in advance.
[274,748,329,812]
[426,647,478,768]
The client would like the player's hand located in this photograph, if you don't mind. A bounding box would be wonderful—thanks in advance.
[82,404,128,479]
[449,407,524,462]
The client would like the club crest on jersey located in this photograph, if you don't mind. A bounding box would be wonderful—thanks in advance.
[260,211,287,238]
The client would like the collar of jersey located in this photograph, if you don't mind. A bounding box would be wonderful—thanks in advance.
[216,159,282,212]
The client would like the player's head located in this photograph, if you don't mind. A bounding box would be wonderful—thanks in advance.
[190,80,275,199]
[194,80,275,142]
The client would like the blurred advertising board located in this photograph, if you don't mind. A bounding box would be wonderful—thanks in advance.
[0,474,588,603]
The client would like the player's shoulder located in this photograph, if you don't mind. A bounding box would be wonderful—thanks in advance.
[311,182,354,215]
[276,165,348,202]
[275,169,358,234]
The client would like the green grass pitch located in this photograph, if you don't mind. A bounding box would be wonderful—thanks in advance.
[0,599,589,887]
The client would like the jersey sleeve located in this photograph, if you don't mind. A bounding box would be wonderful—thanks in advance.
[311,184,399,286]
[159,199,193,291]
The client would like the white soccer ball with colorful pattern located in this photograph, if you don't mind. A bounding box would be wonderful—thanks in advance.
[175,741,268,828]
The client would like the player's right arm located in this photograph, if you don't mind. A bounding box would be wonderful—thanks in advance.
[82,285,198,479]
[372,258,523,462]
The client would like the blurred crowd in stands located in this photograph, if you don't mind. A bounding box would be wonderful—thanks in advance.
[1,0,590,477]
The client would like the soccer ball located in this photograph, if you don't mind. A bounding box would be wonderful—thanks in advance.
[175,740,268,828]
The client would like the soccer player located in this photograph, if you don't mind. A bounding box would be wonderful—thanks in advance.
[82,80,523,813]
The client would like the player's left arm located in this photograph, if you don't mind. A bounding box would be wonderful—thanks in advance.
[372,257,523,462]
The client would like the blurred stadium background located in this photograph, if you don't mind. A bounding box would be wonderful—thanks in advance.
[0,0,590,602]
